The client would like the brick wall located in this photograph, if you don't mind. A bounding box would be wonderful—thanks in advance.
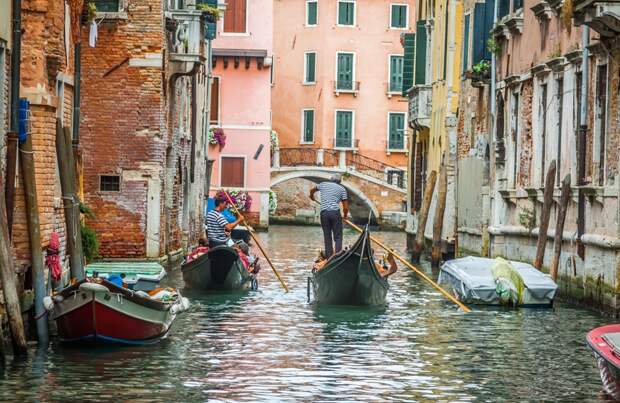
[518,80,533,187]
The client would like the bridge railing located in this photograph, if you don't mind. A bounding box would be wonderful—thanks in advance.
[273,147,406,189]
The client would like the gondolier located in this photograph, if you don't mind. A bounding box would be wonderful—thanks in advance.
[206,196,244,248]
[310,175,349,258]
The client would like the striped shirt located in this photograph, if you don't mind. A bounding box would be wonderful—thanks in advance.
[317,182,347,211]
[206,210,229,243]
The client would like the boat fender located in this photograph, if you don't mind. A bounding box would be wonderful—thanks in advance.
[43,296,54,311]
[170,297,191,314]
[52,294,64,303]
[181,297,190,311]
[135,290,150,299]
[79,282,109,293]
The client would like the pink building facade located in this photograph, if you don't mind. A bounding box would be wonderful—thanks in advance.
[208,0,273,227]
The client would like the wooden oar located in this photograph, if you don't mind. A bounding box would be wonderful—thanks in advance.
[345,219,471,313]
[222,191,289,293]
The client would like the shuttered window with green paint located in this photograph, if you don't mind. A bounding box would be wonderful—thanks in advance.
[335,111,353,148]
[307,1,318,25]
[302,110,315,143]
[401,33,415,95]
[388,112,405,150]
[390,4,408,28]
[336,53,354,90]
[462,14,470,73]
[414,20,427,85]
[94,0,119,12]
[389,55,404,93]
[338,1,355,25]
[305,52,316,83]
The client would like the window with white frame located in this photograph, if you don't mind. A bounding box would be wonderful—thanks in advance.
[302,109,315,143]
[336,52,355,91]
[390,4,408,29]
[388,55,404,93]
[388,112,406,150]
[304,52,316,84]
[306,0,318,26]
[335,110,354,148]
[337,0,355,26]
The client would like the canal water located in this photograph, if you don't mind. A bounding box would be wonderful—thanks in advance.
[0,225,611,401]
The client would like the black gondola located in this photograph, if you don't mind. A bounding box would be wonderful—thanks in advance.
[309,226,389,306]
[181,245,256,291]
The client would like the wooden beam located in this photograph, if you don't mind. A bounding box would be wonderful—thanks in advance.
[534,160,557,270]
[411,170,437,262]
[550,174,571,281]
[431,163,448,269]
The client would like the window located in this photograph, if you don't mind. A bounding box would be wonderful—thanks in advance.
[389,55,404,93]
[402,33,415,95]
[210,77,220,125]
[336,52,355,90]
[93,0,120,12]
[388,112,406,150]
[387,169,405,188]
[335,110,354,148]
[472,1,494,65]
[304,52,316,84]
[539,83,548,186]
[596,64,608,185]
[302,109,315,143]
[462,14,470,73]
[220,157,245,187]
[510,92,519,187]
[556,77,564,184]
[306,0,318,26]
[414,20,427,85]
[512,0,523,12]
[223,0,247,33]
[390,4,408,29]
[100,175,121,192]
[337,1,355,26]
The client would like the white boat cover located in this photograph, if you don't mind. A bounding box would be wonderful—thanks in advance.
[439,256,558,305]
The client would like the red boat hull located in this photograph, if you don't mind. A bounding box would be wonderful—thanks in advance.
[587,324,620,399]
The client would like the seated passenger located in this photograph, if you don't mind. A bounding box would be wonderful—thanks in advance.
[206,197,244,248]
[186,238,209,263]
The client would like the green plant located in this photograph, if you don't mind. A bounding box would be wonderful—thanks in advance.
[197,3,222,20]
[472,60,490,74]
[268,191,278,214]
[518,205,536,233]
[270,130,279,153]
[549,44,562,59]
[487,38,502,57]
[86,2,97,23]
[79,201,96,219]
[81,223,99,263]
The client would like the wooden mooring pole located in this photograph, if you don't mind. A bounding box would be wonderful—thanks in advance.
[0,185,28,357]
[59,124,85,281]
[431,163,448,269]
[550,174,571,281]
[411,170,437,263]
[19,136,49,345]
[534,160,557,270]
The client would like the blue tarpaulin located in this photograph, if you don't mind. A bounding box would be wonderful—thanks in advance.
[206,197,236,223]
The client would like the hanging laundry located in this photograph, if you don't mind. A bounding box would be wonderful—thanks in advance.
[46,232,62,282]
[89,20,98,48]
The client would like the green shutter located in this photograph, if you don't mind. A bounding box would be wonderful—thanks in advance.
[462,14,470,73]
[389,113,405,150]
[390,56,404,93]
[303,110,314,143]
[338,1,354,25]
[305,53,316,83]
[307,1,318,25]
[391,5,407,28]
[336,111,353,148]
[414,20,427,85]
[402,33,415,95]
[337,53,353,90]
[94,0,119,12]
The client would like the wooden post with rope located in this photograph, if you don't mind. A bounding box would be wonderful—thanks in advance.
[345,219,471,312]
[222,191,289,292]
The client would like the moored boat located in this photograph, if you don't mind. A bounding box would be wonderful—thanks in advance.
[587,324,620,400]
[309,226,389,306]
[181,245,257,291]
[46,279,189,345]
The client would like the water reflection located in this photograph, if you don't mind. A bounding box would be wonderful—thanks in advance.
[0,225,610,401]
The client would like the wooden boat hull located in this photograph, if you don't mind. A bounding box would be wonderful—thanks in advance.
[181,246,255,291]
[587,324,620,400]
[312,227,388,306]
[52,280,183,345]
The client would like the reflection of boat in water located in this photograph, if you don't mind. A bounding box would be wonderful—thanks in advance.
[587,324,620,400]
[181,246,256,292]
[47,279,189,345]
[309,226,389,306]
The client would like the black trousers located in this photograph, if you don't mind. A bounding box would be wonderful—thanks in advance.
[209,239,228,248]
[320,210,343,258]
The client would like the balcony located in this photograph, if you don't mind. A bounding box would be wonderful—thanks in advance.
[572,1,620,40]
[334,81,360,97]
[166,9,206,77]
[407,85,432,129]
[332,138,359,151]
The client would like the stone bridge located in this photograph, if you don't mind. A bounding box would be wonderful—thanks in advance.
[271,148,407,225]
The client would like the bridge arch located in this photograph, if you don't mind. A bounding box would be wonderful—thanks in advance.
[271,170,380,223]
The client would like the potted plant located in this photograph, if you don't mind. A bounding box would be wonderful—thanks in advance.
[216,190,253,212]
[471,60,491,83]
[208,127,226,150]
[197,3,222,23]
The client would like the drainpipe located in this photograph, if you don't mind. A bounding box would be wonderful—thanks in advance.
[577,26,589,259]
[72,43,81,144]
[490,0,500,232]
[6,0,22,234]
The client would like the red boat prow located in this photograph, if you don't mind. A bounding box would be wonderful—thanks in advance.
[587,324,620,399]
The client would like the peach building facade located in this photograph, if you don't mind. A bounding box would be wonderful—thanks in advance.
[272,0,415,169]
[208,0,274,227]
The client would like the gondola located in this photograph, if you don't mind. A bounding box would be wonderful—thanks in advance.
[309,226,389,306]
[181,245,257,291]
[47,278,189,345]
